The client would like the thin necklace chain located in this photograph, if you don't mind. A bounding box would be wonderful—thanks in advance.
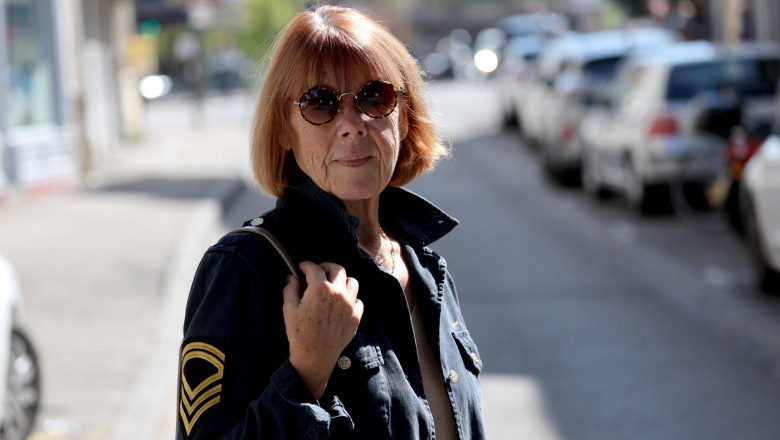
[378,226,396,275]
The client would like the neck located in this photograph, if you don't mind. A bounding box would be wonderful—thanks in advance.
[343,197,382,245]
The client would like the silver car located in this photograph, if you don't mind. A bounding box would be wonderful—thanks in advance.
[580,41,780,213]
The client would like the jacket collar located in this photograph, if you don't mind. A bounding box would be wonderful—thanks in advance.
[282,169,458,248]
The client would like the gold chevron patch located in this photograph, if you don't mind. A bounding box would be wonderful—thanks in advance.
[179,340,226,436]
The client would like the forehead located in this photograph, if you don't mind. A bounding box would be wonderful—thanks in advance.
[293,52,400,92]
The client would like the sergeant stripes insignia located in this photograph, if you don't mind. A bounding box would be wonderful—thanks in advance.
[179,340,226,436]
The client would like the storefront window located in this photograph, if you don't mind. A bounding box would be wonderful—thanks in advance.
[5,0,57,127]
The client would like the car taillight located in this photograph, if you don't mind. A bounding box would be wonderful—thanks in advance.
[727,137,764,164]
[648,116,678,138]
[560,123,576,143]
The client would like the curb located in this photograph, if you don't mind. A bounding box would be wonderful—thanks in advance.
[110,177,247,440]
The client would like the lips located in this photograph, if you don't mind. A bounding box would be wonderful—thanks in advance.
[335,156,372,167]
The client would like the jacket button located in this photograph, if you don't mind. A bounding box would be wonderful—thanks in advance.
[448,369,459,384]
[337,356,352,370]
[470,352,480,364]
[250,217,264,226]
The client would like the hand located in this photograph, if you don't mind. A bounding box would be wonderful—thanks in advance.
[282,261,363,399]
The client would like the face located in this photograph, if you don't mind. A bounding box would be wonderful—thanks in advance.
[287,73,408,204]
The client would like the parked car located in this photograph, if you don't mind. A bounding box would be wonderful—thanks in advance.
[493,12,568,128]
[0,253,41,440]
[536,28,677,184]
[579,41,780,213]
[517,32,582,148]
[741,121,780,294]
[495,33,544,128]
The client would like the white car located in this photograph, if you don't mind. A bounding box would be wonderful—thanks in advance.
[493,12,568,130]
[580,41,780,213]
[517,32,582,148]
[741,132,780,293]
[536,28,677,184]
[0,254,41,440]
[495,33,544,129]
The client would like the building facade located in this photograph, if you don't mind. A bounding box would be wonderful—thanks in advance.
[0,0,138,203]
[0,0,79,200]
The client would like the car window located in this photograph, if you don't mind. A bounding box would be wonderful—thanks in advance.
[583,56,624,82]
[666,58,780,100]
[611,64,647,107]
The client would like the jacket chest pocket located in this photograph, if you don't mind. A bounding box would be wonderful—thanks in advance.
[325,333,391,438]
[452,330,482,376]
[448,329,484,418]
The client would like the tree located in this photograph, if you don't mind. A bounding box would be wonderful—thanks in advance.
[613,0,650,16]
[239,0,309,61]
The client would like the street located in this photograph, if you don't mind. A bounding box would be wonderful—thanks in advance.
[3,80,780,439]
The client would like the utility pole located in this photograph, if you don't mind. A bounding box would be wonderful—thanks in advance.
[724,0,742,44]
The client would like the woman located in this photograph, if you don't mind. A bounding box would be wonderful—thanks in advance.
[178,5,485,439]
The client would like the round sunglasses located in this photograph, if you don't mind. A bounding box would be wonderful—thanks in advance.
[293,80,406,126]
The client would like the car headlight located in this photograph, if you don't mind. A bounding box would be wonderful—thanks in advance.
[474,49,499,74]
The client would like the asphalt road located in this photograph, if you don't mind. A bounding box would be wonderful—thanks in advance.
[222,80,780,439]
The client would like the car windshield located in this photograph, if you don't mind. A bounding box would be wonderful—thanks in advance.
[667,58,780,100]
[583,56,624,82]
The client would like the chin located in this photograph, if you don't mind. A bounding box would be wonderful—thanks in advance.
[332,183,383,203]
[333,189,378,203]
[330,174,384,198]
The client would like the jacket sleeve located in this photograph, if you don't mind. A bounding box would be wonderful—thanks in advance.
[177,246,352,439]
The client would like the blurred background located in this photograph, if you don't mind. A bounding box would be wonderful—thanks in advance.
[1,0,780,439]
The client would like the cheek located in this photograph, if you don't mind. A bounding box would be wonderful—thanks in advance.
[373,118,402,150]
[290,125,333,167]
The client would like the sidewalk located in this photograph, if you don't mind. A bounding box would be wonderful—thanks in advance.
[0,92,257,439]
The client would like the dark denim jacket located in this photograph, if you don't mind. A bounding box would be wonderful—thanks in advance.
[177,172,485,439]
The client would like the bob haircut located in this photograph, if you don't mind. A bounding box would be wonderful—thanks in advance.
[250,5,449,198]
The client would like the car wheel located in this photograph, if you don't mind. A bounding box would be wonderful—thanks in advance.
[623,155,652,212]
[0,328,41,440]
[623,155,668,214]
[502,106,518,129]
[582,147,611,200]
[724,181,744,234]
[743,195,780,294]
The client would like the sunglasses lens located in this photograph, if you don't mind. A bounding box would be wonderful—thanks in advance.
[299,88,339,125]
[357,81,398,118]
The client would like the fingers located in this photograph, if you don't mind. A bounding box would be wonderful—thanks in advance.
[319,262,347,284]
[298,261,359,301]
[353,297,365,319]
[298,261,328,285]
[283,275,300,304]
[282,275,301,323]
[345,276,360,302]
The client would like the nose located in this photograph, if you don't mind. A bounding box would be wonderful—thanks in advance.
[337,93,366,138]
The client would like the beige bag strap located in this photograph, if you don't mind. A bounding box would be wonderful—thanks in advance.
[228,226,299,280]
